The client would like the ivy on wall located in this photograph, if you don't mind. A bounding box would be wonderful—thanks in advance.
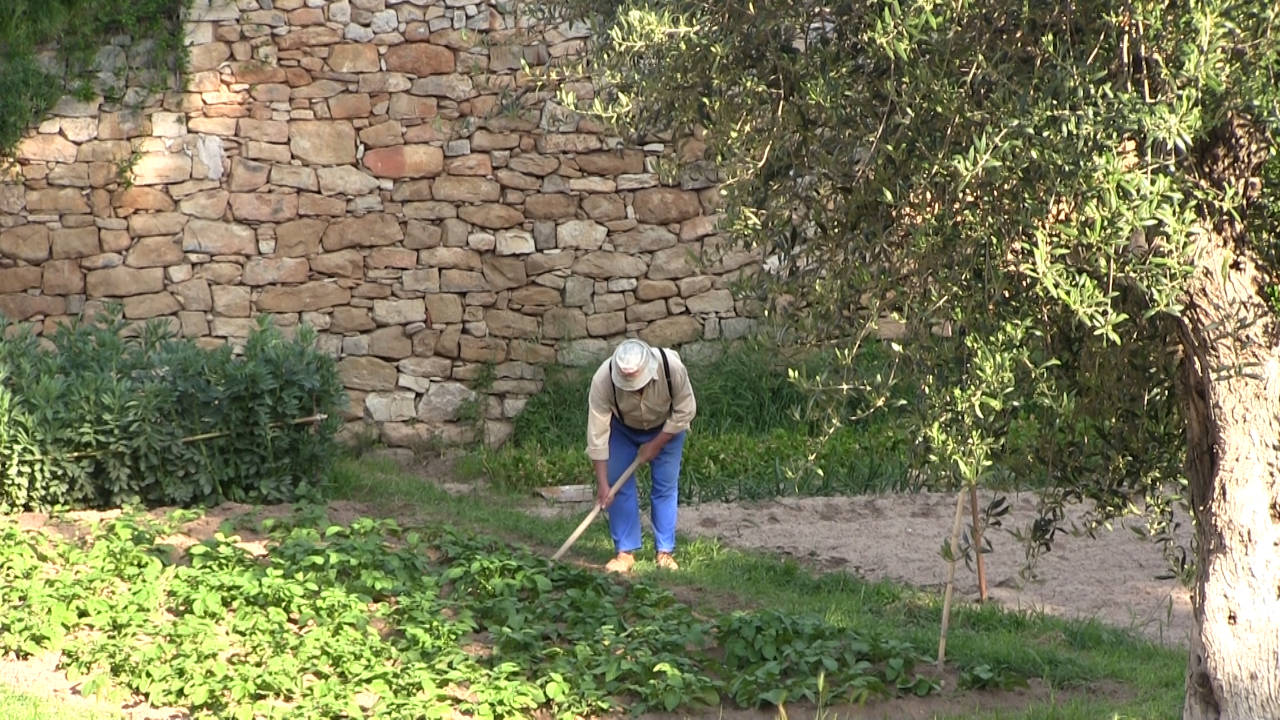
[0,0,189,156]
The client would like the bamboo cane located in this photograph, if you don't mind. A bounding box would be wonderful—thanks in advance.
[64,414,329,459]
[937,487,967,668]
[969,484,988,602]
[552,455,643,562]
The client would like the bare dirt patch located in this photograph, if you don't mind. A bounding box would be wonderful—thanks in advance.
[673,491,1193,646]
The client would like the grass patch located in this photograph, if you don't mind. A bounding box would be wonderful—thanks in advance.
[466,339,915,501]
[329,454,1185,720]
[0,685,113,720]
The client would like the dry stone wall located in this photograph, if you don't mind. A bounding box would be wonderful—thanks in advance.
[0,0,760,447]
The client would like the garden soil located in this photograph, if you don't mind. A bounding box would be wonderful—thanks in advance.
[0,462,1192,719]
[531,487,1194,647]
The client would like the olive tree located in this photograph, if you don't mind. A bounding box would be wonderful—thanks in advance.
[538,1,1280,717]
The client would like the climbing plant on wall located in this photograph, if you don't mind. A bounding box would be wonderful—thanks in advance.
[0,0,189,155]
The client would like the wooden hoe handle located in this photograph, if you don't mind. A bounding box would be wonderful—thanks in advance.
[551,456,643,562]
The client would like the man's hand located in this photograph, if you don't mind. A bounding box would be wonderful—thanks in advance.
[596,478,614,509]
[637,432,674,464]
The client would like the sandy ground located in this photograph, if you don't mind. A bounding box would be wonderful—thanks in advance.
[672,490,1194,646]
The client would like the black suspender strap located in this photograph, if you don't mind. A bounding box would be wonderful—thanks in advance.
[611,349,675,427]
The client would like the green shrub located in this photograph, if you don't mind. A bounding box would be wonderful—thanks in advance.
[469,339,914,501]
[0,311,345,511]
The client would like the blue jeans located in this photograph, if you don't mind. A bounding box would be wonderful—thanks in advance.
[606,416,686,554]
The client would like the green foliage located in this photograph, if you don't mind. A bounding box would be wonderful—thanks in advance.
[470,340,916,501]
[0,685,115,720]
[0,0,188,154]
[541,0,1280,541]
[957,662,1030,691]
[0,310,345,511]
[0,510,941,718]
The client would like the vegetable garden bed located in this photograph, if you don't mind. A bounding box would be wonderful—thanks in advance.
[0,506,938,719]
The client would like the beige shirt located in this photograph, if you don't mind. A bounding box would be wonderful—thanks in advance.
[585,348,697,460]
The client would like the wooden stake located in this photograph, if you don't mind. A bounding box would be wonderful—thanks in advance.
[937,487,967,668]
[64,414,329,459]
[969,484,988,602]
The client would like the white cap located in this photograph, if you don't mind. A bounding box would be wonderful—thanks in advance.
[610,338,658,391]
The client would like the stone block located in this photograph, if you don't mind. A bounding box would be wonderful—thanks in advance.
[373,298,426,324]
[290,121,357,164]
[26,188,90,214]
[179,189,230,219]
[340,356,399,391]
[230,192,299,222]
[86,266,164,297]
[440,269,486,292]
[321,214,404,250]
[634,188,702,225]
[315,166,378,197]
[127,236,185,268]
[686,289,735,314]
[368,326,412,359]
[363,145,444,179]
[572,251,647,279]
[173,278,213,311]
[183,219,257,255]
[257,282,351,312]
[243,257,310,285]
[0,267,42,294]
[238,119,290,143]
[0,225,51,263]
[417,381,475,422]
[41,260,84,294]
[445,153,491,176]
[17,134,79,162]
[582,194,626,221]
[366,391,417,422]
[329,44,380,72]
[431,175,500,202]
[650,246,700,280]
[575,150,644,175]
[384,43,455,75]
[639,315,703,347]
[482,255,527,291]
[270,165,319,191]
[0,294,64,321]
[468,131,519,153]
[458,203,523,229]
[212,285,251,316]
[51,227,100,259]
[613,225,677,253]
[123,292,180,319]
[132,152,193,185]
[460,336,507,363]
[587,311,625,336]
[311,249,365,278]
[332,306,376,332]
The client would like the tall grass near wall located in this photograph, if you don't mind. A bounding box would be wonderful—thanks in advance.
[468,340,915,502]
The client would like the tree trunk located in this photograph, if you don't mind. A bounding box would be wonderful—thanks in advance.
[1178,239,1280,720]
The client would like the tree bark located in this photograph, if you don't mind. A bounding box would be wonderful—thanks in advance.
[1178,240,1280,720]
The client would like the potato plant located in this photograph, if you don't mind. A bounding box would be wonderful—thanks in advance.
[0,511,939,718]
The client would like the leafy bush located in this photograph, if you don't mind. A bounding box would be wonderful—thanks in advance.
[0,311,345,511]
[0,510,938,718]
[469,339,914,501]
